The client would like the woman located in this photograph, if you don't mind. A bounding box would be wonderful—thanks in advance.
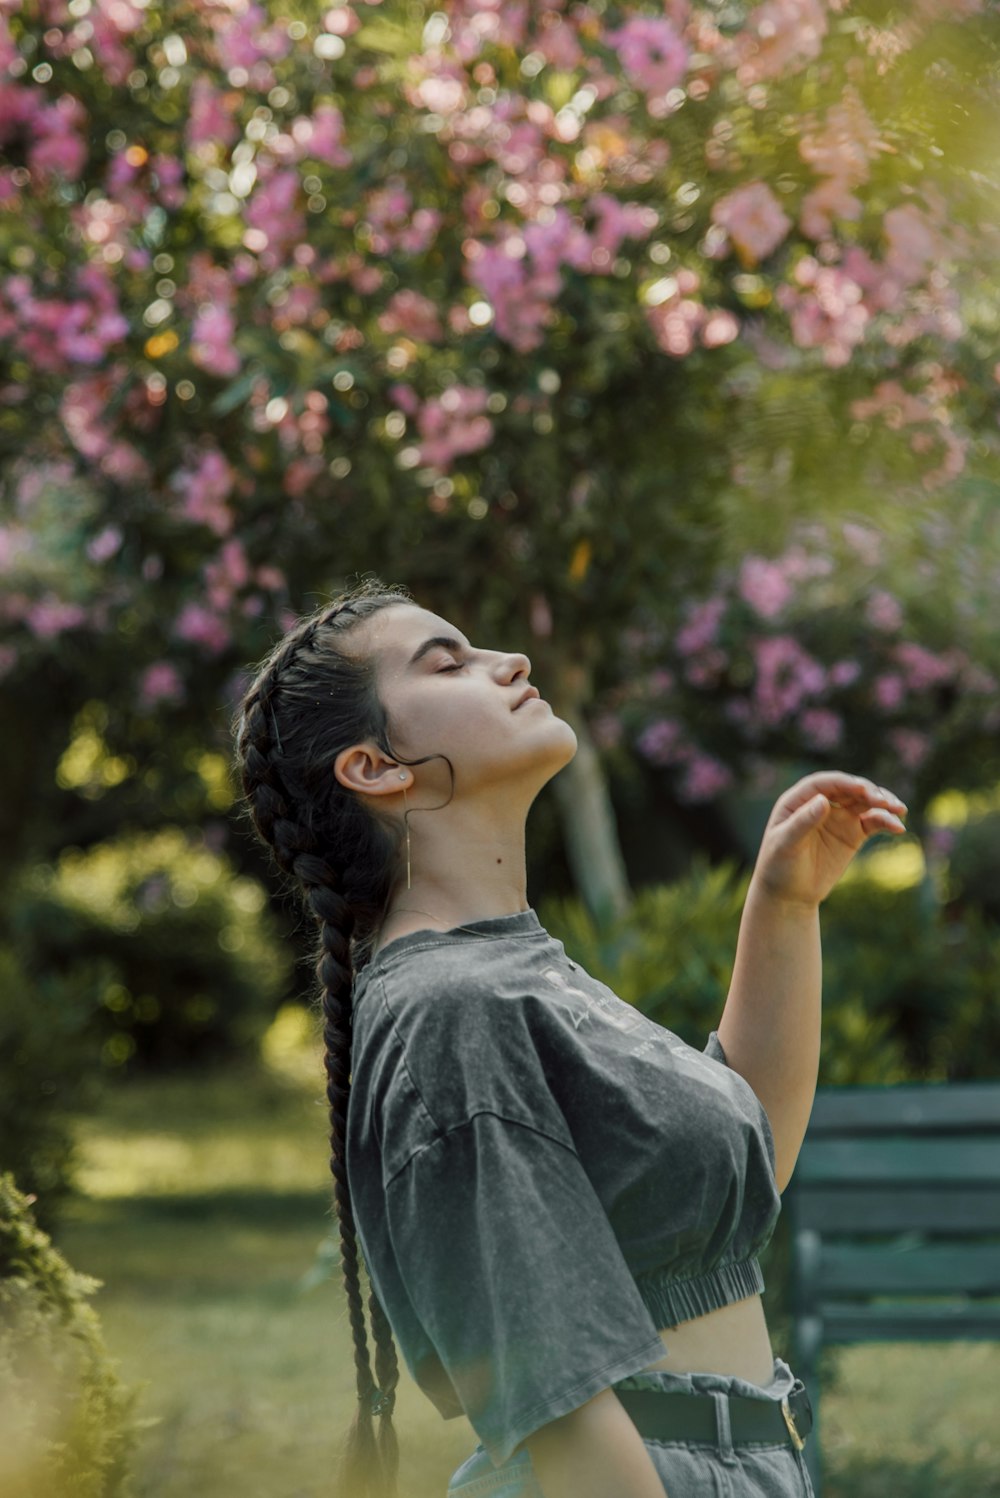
[234,580,907,1498]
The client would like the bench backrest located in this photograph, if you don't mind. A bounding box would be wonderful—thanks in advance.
[789,1081,1000,1337]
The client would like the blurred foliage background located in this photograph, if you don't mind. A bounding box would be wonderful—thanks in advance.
[1,0,999,1492]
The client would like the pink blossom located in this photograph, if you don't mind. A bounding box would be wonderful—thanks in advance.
[799,178,863,240]
[738,0,828,84]
[256,565,286,591]
[378,289,444,342]
[152,155,184,210]
[61,375,113,459]
[204,538,251,608]
[676,597,726,656]
[588,195,659,265]
[86,525,123,563]
[466,237,557,353]
[323,6,361,36]
[29,96,88,181]
[739,557,792,619]
[888,727,930,770]
[829,660,862,688]
[777,261,869,367]
[646,287,706,358]
[415,386,494,469]
[535,16,583,69]
[140,661,185,706]
[637,718,684,766]
[174,602,231,655]
[292,105,352,167]
[893,642,955,691]
[213,1,291,75]
[799,708,844,750]
[174,448,235,535]
[283,455,325,498]
[276,283,321,327]
[191,304,241,377]
[85,0,146,85]
[244,168,305,260]
[883,204,942,287]
[711,183,791,267]
[187,77,240,151]
[701,310,740,348]
[865,591,903,631]
[752,635,826,725]
[799,87,884,190]
[873,674,905,710]
[25,597,87,639]
[678,753,734,803]
[605,16,688,99]
[447,0,529,62]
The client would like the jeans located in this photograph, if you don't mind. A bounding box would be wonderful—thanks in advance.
[445,1356,815,1497]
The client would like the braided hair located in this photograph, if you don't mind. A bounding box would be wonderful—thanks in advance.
[234,579,416,1498]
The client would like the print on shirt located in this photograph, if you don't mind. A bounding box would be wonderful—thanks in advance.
[540,966,731,1096]
[540,966,645,1033]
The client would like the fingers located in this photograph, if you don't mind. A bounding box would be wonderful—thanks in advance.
[785,771,907,817]
[859,806,908,837]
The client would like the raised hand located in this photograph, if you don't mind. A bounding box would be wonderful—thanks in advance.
[751,771,908,909]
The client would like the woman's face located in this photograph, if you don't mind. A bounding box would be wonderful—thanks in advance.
[354,603,577,800]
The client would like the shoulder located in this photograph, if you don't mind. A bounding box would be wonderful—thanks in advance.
[351,935,577,1140]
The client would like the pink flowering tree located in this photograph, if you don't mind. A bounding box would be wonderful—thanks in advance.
[602,509,1000,832]
[1,0,998,915]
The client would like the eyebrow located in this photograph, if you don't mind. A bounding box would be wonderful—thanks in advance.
[406,634,469,668]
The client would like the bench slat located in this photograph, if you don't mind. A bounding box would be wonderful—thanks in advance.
[816,1243,1000,1295]
[806,1083,1000,1134]
[817,1303,1000,1342]
[790,1187,1000,1233]
[794,1136,1000,1184]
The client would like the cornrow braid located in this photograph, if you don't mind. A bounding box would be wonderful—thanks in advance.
[235,581,414,1498]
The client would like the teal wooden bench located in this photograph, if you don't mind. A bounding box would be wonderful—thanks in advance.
[786,1081,1000,1495]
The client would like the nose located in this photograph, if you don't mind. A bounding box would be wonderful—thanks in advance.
[495,650,531,683]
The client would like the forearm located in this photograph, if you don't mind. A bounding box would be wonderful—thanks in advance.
[523,1388,667,1498]
[716,876,821,1192]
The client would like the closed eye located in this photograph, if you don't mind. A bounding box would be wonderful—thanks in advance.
[436,662,465,673]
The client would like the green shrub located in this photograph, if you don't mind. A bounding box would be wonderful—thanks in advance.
[0,946,111,1233]
[946,810,1000,926]
[0,1172,142,1498]
[540,860,1000,1086]
[9,829,292,1072]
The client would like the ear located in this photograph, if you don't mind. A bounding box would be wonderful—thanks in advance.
[334,743,409,797]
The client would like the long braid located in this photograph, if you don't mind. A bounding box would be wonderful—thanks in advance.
[235,584,412,1498]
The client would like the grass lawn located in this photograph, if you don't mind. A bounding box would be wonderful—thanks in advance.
[54,1031,1000,1498]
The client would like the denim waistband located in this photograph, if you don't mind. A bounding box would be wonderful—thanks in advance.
[614,1353,798,1404]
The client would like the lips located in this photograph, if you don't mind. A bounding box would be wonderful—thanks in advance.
[514,687,541,710]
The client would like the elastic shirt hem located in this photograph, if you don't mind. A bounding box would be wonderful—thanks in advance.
[636,1255,765,1329]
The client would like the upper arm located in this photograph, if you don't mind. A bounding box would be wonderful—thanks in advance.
[521,1388,667,1498]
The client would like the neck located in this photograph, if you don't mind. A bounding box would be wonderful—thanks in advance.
[380,798,531,938]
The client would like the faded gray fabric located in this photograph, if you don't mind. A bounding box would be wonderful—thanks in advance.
[346,909,782,1467]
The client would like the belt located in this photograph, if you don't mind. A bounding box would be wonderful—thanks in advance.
[616,1383,813,1451]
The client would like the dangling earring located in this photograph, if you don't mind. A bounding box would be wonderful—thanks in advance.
[398,772,411,889]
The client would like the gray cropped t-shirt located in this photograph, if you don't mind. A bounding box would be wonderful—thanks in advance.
[345,909,781,1468]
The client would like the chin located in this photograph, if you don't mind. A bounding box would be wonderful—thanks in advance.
[550,719,579,764]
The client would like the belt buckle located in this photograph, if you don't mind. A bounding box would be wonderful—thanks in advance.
[780,1396,806,1452]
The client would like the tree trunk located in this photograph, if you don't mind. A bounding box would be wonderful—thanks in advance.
[548,666,632,926]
